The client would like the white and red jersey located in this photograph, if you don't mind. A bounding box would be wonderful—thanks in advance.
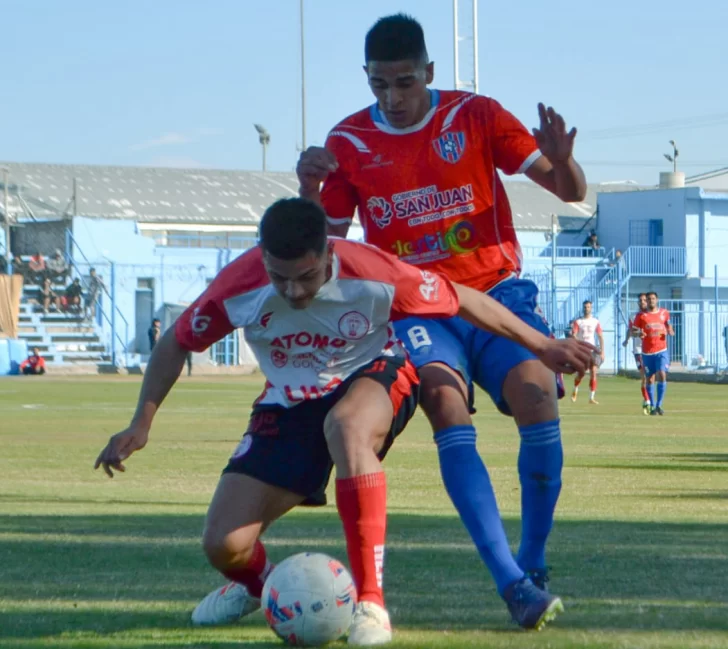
[320,90,541,292]
[175,239,459,407]
[628,313,643,354]
[633,308,671,355]
[572,316,603,347]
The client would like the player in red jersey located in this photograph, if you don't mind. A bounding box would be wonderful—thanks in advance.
[632,291,674,416]
[296,14,586,630]
[94,199,593,645]
[623,293,651,414]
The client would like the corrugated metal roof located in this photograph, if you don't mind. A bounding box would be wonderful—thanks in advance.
[0,161,639,230]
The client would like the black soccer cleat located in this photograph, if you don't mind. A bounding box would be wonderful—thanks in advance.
[503,577,564,630]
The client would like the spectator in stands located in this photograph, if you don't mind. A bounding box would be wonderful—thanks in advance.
[65,278,83,313]
[12,254,29,282]
[47,250,68,285]
[582,231,600,257]
[85,268,105,320]
[41,277,60,313]
[148,318,162,351]
[20,347,46,375]
[28,251,47,284]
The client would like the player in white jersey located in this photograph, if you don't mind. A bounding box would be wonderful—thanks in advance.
[570,300,604,404]
[94,198,593,646]
[623,293,651,414]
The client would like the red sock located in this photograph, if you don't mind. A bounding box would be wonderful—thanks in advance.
[221,540,272,598]
[574,377,582,388]
[336,472,387,608]
[641,385,649,401]
[590,375,597,392]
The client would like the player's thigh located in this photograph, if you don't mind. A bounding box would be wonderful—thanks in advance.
[471,279,560,421]
[203,472,304,556]
[324,357,419,457]
[393,316,473,430]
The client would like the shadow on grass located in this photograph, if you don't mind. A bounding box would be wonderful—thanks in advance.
[1,509,728,643]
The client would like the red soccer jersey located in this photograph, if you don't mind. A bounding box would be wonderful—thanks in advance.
[174,239,459,407]
[320,90,541,292]
[633,308,671,354]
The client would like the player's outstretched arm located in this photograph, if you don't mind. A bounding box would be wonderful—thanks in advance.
[453,283,594,376]
[94,327,189,478]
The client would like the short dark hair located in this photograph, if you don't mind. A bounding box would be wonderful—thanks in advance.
[638,293,647,299]
[583,300,592,306]
[259,198,327,260]
[365,14,428,64]
[647,291,659,299]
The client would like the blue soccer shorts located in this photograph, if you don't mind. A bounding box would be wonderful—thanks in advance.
[642,350,670,377]
[394,278,563,416]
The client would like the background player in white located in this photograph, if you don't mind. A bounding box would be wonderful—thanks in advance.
[623,293,651,414]
[94,199,594,645]
[571,301,604,404]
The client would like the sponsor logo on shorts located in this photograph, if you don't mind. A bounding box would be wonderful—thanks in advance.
[231,434,253,458]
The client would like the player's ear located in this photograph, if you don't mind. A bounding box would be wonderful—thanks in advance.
[425,61,434,85]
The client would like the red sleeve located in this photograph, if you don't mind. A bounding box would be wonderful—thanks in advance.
[19,358,29,370]
[320,133,359,224]
[481,98,540,176]
[571,321,579,336]
[663,309,671,322]
[633,313,645,330]
[174,289,235,353]
[390,266,460,321]
[596,322,603,335]
[174,248,266,352]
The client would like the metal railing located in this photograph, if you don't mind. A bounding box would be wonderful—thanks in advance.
[66,228,130,366]
[147,232,258,250]
[624,246,686,276]
[521,244,607,259]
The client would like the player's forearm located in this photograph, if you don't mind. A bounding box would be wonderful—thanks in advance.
[454,284,548,356]
[129,328,188,431]
[298,187,350,237]
[551,157,587,202]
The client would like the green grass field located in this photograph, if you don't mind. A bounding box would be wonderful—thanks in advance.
[1,374,727,649]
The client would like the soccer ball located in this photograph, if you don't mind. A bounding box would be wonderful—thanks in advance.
[262,552,357,646]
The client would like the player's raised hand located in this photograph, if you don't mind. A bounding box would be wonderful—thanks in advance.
[533,103,577,164]
[296,147,339,194]
[537,338,597,377]
[94,426,150,478]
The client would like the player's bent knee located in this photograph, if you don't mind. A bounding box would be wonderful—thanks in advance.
[202,524,257,569]
[418,365,471,430]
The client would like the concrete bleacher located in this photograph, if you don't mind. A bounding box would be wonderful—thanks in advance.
[17,283,110,366]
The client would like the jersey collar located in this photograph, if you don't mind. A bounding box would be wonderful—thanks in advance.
[369,90,440,135]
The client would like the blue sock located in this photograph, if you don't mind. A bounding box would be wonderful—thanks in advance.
[516,420,563,572]
[647,383,656,407]
[435,425,524,594]
[656,381,667,407]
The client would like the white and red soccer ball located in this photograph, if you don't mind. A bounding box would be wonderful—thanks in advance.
[262,552,357,646]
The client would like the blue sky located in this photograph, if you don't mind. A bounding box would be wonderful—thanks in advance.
[1,0,726,185]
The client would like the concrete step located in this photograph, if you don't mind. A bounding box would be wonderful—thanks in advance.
[48,333,102,342]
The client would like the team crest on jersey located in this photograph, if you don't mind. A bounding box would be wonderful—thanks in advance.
[366,196,393,229]
[432,132,466,164]
[338,311,370,340]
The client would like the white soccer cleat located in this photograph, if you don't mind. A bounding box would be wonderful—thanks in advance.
[191,582,261,626]
[348,601,392,646]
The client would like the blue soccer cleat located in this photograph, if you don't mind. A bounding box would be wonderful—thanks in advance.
[503,577,564,630]
[523,567,550,592]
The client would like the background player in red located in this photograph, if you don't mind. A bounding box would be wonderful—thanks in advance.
[623,293,651,414]
[297,13,586,630]
[633,291,674,415]
[94,199,593,644]
[570,300,604,404]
